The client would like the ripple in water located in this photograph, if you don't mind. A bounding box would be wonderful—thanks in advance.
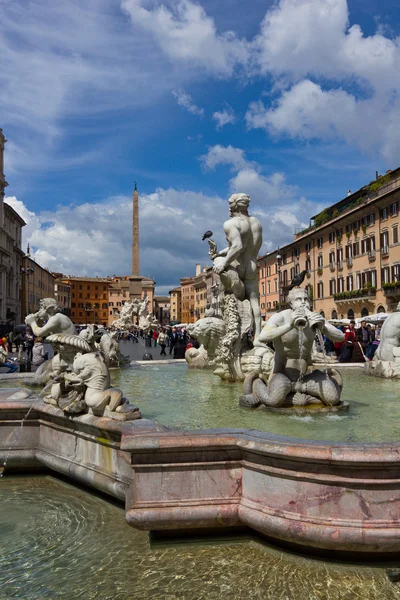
[0,476,399,600]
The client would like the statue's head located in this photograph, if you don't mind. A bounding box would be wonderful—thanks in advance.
[288,287,310,311]
[39,297,59,316]
[228,193,250,217]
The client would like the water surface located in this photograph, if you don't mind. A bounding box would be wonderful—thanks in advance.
[0,476,399,600]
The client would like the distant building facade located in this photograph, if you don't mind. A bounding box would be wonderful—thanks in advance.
[169,287,182,323]
[21,251,56,320]
[180,277,195,324]
[258,168,400,321]
[108,275,155,327]
[0,129,25,330]
[154,296,170,325]
[60,276,112,325]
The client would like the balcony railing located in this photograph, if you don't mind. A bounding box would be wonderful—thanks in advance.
[383,282,400,297]
[368,249,376,261]
[337,260,343,270]
[329,262,335,271]
[334,287,376,301]
[347,257,353,268]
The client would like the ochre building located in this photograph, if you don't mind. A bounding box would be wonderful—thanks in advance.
[61,276,112,326]
[259,168,400,321]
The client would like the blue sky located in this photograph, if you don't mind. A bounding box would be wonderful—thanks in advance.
[2,0,400,293]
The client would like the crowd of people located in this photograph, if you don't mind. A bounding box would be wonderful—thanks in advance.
[113,326,200,359]
[0,329,48,373]
[322,320,381,363]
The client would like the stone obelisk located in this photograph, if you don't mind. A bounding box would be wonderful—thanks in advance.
[132,182,140,276]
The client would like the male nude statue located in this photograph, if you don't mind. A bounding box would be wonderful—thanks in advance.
[25,298,76,337]
[375,301,400,362]
[212,193,264,347]
[259,287,345,406]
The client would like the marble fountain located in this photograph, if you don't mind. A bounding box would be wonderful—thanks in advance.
[2,193,400,598]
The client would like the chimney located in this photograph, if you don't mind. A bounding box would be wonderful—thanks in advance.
[195,263,201,276]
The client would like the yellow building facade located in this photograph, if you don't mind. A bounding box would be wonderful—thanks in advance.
[259,168,400,320]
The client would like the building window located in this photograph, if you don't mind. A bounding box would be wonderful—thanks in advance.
[346,275,353,291]
[305,243,311,253]
[380,207,388,220]
[329,279,336,295]
[381,267,390,284]
[267,266,271,276]
[268,281,271,294]
[261,303,265,309]
[393,226,398,245]
[391,202,398,216]
[274,279,278,292]
[317,237,323,249]
[318,255,323,268]
[329,232,335,244]
[317,282,323,298]
[337,277,344,293]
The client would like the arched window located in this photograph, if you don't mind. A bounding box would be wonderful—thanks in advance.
[320,310,325,318]
[347,308,354,319]
[377,305,386,313]
[361,307,369,317]
[331,309,338,320]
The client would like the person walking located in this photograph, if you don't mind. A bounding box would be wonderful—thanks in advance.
[24,329,35,362]
[32,337,47,367]
[152,329,159,347]
[158,329,167,356]
[339,321,356,362]
[169,327,179,355]
[0,339,18,373]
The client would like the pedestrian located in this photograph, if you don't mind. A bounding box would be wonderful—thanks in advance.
[0,339,18,373]
[158,329,167,356]
[357,320,374,360]
[339,321,356,362]
[152,329,159,347]
[32,337,48,367]
[169,327,179,355]
[24,328,35,362]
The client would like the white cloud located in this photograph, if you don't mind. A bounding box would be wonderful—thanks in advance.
[4,149,320,288]
[212,106,236,129]
[247,0,400,159]
[172,89,204,116]
[246,80,400,159]
[199,144,252,171]
[121,0,250,77]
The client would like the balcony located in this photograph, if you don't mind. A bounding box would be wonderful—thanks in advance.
[337,260,343,271]
[347,257,353,268]
[382,245,389,257]
[368,249,376,261]
[334,287,376,302]
[329,262,335,272]
[383,282,400,298]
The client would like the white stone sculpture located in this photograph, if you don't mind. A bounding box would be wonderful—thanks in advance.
[240,287,345,409]
[198,193,271,381]
[111,296,157,333]
[41,333,140,420]
[365,303,400,378]
[30,298,77,385]
[26,297,76,336]
[79,325,128,367]
[111,299,141,331]
[138,296,158,332]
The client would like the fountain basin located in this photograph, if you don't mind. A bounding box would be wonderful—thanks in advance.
[2,390,400,554]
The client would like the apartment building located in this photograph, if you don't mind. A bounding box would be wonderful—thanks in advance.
[169,287,182,324]
[21,253,56,321]
[61,276,112,325]
[154,296,170,325]
[180,276,195,324]
[108,275,155,326]
[258,168,400,321]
